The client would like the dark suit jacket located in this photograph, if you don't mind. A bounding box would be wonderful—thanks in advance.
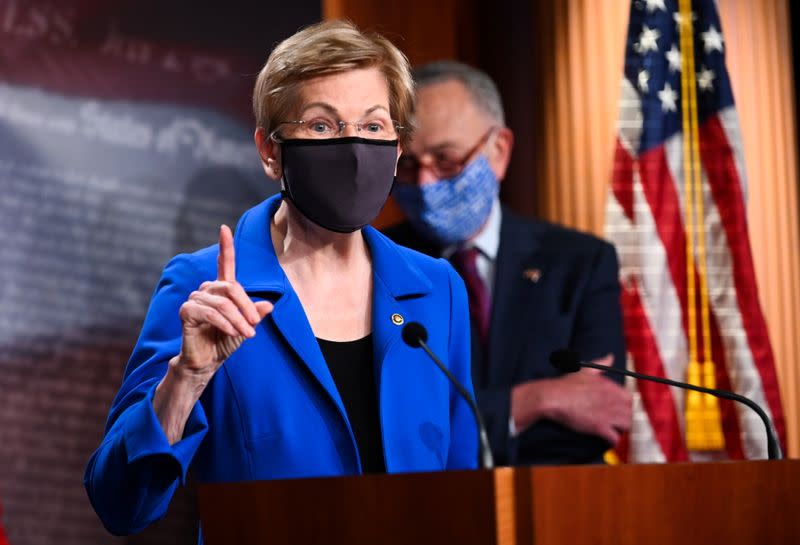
[384,207,626,465]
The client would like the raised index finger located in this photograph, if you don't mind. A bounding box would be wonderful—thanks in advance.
[217,224,236,281]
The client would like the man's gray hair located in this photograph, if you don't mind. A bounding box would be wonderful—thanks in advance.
[413,60,505,125]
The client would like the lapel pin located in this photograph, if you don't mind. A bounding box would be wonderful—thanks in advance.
[523,268,542,283]
[391,313,404,325]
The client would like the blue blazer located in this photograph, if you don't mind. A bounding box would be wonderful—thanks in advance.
[84,195,477,536]
[385,207,625,465]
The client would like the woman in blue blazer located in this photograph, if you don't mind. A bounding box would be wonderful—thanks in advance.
[84,20,477,536]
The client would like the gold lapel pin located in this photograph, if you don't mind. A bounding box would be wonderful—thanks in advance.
[522,268,542,283]
[391,313,404,325]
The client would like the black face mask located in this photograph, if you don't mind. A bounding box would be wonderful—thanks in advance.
[279,137,399,233]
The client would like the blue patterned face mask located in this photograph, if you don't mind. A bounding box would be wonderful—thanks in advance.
[392,154,499,246]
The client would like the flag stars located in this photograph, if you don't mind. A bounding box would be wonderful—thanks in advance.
[658,82,678,112]
[638,69,650,92]
[666,44,681,72]
[637,25,661,54]
[644,0,667,12]
[701,25,724,53]
[697,66,716,91]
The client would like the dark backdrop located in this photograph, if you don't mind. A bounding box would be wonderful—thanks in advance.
[0,2,319,544]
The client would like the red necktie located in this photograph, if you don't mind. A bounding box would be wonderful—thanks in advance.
[450,247,491,347]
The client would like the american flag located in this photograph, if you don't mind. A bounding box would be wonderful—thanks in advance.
[604,0,786,462]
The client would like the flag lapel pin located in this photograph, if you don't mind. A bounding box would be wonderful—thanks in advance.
[522,268,542,283]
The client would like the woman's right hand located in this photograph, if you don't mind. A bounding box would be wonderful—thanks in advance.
[154,225,273,444]
[175,224,273,381]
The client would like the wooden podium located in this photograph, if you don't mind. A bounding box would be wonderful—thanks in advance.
[197,460,800,544]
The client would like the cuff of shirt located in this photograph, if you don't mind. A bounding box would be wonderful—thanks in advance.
[509,415,519,438]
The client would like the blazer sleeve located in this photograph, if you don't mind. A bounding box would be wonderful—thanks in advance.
[525,241,626,465]
[481,241,626,466]
[541,241,626,464]
[571,241,626,383]
[84,255,210,536]
[474,385,515,464]
[444,262,480,470]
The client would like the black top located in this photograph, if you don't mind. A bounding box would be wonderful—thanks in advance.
[317,334,386,474]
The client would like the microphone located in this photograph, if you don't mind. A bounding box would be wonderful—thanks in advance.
[549,349,783,460]
[402,322,494,469]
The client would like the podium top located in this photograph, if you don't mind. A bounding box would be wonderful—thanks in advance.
[198,460,800,545]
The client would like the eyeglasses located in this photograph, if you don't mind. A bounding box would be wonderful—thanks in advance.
[396,127,496,184]
[271,116,404,141]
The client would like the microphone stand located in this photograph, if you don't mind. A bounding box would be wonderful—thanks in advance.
[578,360,783,461]
[416,338,495,470]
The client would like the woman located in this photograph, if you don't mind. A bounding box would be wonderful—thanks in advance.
[84,20,477,536]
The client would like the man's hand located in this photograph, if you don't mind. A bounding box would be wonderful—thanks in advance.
[510,354,632,445]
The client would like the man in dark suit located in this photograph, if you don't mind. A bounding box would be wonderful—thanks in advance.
[386,61,632,465]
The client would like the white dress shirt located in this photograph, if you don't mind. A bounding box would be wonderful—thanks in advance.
[443,197,502,293]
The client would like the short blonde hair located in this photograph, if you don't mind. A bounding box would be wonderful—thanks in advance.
[253,20,414,146]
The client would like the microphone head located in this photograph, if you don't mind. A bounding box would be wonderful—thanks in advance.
[401,322,429,348]
[549,349,582,373]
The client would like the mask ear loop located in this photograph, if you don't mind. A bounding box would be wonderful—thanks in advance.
[265,130,287,191]
[272,137,307,220]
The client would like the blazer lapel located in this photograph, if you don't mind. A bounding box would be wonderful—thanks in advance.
[234,196,348,420]
[487,210,546,387]
[268,290,350,414]
[364,227,433,376]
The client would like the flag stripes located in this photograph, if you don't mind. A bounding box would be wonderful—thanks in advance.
[604,0,785,461]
